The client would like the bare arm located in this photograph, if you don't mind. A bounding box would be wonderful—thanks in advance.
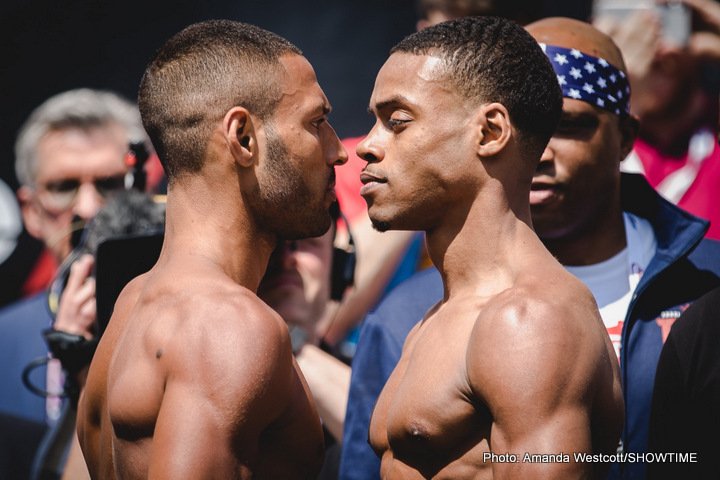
[467,296,610,479]
[61,433,90,480]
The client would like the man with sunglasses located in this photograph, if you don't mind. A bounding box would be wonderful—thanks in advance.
[0,88,147,478]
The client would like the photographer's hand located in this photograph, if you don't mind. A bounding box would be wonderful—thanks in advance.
[684,0,720,61]
[594,9,661,76]
[54,254,96,340]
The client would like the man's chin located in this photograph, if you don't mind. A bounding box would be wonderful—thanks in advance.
[370,218,391,233]
[279,210,332,240]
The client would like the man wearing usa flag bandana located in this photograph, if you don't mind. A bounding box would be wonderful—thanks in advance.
[527,18,720,480]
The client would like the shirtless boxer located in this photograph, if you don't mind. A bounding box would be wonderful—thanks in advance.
[358,16,624,479]
[76,20,347,479]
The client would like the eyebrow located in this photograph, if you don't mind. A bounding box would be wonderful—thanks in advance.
[310,101,332,118]
[367,95,412,115]
[559,110,598,122]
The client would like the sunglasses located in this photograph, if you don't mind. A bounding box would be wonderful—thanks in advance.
[36,174,128,213]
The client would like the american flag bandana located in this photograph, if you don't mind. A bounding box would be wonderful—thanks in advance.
[539,43,631,116]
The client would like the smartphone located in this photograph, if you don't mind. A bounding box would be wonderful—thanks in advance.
[657,2,691,47]
[593,0,691,47]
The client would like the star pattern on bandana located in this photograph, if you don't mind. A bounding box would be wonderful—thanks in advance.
[540,43,631,115]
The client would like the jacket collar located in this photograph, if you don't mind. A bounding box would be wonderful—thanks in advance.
[620,172,709,288]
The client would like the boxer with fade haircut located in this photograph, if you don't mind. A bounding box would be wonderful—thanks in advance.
[390,15,561,160]
[359,16,623,478]
[138,20,301,177]
[77,20,347,479]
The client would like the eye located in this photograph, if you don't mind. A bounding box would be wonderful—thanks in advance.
[44,179,80,193]
[555,115,599,135]
[94,174,127,196]
[386,117,410,132]
[311,117,328,130]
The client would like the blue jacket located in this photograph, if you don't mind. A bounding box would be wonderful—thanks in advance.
[613,174,720,479]
[0,293,53,425]
[339,174,720,480]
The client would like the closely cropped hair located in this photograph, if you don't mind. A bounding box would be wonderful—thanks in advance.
[15,89,147,187]
[392,16,562,156]
[138,20,302,180]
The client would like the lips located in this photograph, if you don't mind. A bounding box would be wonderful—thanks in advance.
[530,181,560,206]
[326,169,337,191]
[325,170,337,203]
[359,170,387,196]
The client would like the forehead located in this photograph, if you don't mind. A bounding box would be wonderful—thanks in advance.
[35,125,128,180]
[561,97,600,114]
[370,52,467,113]
[560,97,618,124]
[275,54,330,117]
[527,21,625,71]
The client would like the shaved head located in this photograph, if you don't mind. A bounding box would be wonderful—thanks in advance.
[526,17,627,73]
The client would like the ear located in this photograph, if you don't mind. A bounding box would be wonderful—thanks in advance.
[17,186,43,239]
[223,107,256,168]
[474,102,512,158]
[619,114,639,159]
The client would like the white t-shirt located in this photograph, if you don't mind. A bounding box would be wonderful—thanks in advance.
[565,212,657,362]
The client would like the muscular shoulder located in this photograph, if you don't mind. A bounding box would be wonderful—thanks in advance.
[164,281,291,375]
[472,274,599,346]
[466,276,607,407]
[138,279,295,423]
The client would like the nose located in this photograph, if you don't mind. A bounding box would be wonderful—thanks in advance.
[356,127,383,164]
[73,181,104,220]
[325,123,348,167]
[540,143,555,164]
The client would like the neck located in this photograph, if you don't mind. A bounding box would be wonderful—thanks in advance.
[159,174,276,292]
[426,177,538,301]
[541,204,626,267]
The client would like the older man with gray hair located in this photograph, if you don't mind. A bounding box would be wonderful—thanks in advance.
[0,88,149,479]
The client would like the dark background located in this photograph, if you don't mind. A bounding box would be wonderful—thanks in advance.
[0,0,593,190]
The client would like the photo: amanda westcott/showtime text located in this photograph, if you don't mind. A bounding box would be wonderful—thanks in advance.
[483,452,699,465]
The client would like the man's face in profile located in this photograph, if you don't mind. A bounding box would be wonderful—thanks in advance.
[249,54,347,241]
[358,52,477,233]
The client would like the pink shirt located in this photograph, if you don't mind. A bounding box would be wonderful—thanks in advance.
[634,134,720,240]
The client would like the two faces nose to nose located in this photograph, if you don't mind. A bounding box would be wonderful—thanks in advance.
[348,139,557,165]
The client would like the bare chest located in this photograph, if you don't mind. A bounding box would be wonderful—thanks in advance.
[369,311,492,477]
[106,326,165,447]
